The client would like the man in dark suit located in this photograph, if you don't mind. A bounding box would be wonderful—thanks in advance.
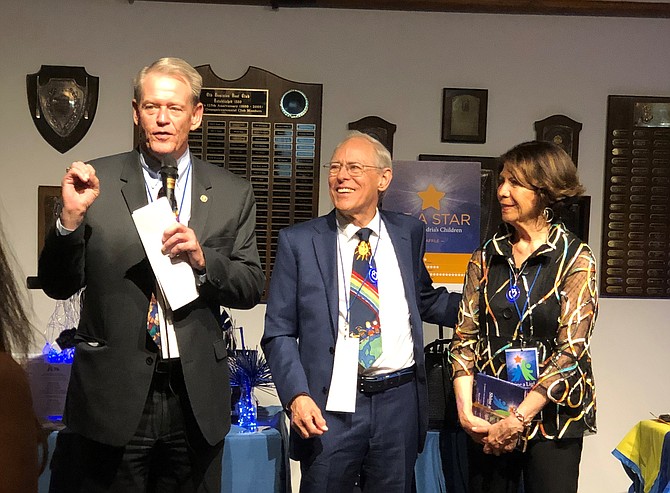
[38,57,264,492]
[261,131,460,493]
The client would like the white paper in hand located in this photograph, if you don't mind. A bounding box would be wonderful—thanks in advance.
[131,197,198,310]
[325,333,359,413]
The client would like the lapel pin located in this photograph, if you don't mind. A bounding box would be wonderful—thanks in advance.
[200,194,208,203]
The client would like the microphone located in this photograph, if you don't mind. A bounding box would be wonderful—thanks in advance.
[159,156,178,215]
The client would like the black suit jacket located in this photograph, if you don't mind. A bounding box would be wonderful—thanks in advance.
[261,210,460,459]
[38,149,264,447]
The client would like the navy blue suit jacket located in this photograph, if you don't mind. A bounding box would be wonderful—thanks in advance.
[261,209,460,459]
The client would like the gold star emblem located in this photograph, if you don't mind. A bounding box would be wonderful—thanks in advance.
[417,184,445,210]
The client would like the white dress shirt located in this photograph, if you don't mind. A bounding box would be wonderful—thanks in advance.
[57,149,195,360]
[336,210,414,376]
[140,150,194,359]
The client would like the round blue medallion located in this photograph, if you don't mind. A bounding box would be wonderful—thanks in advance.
[506,284,521,303]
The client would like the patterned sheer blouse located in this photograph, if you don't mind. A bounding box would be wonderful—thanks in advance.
[450,222,598,440]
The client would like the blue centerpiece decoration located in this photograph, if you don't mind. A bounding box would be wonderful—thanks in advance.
[225,320,274,433]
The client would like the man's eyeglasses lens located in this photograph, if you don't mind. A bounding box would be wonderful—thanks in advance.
[325,163,375,176]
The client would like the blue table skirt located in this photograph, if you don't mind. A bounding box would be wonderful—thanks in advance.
[415,431,447,492]
[415,429,469,493]
[222,425,288,493]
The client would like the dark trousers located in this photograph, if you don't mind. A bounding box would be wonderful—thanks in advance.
[467,436,583,493]
[49,362,224,493]
[299,379,419,493]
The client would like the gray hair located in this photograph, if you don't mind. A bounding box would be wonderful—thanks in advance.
[133,57,202,106]
[333,130,392,169]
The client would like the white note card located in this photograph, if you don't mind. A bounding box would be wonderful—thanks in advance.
[132,197,198,310]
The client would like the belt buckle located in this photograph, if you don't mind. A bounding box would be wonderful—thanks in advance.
[358,375,375,393]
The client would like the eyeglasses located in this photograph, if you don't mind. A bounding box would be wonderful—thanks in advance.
[323,162,381,177]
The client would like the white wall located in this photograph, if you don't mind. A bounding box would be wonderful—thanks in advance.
[2,1,669,491]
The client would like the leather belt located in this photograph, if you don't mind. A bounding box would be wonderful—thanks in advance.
[358,366,415,394]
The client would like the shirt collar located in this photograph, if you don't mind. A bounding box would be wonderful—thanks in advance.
[140,148,192,183]
[336,209,382,242]
[490,222,560,260]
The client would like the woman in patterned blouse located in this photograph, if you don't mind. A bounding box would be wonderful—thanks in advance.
[450,141,598,493]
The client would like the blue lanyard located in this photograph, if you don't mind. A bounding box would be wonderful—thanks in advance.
[508,263,542,334]
[176,164,191,222]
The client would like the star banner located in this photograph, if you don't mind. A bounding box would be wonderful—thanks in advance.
[384,160,480,286]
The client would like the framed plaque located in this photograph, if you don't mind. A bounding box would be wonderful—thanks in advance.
[601,95,670,299]
[38,185,61,256]
[171,66,323,299]
[348,115,397,156]
[441,89,488,143]
[26,65,99,154]
[561,195,591,243]
[27,185,62,290]
[534,114,582,166]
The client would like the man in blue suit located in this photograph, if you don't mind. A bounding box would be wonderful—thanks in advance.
[262,131,461,493]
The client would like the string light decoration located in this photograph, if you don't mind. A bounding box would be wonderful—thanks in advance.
[227,322,274,432]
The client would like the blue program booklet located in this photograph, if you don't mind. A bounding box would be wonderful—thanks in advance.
[473,373,528,424]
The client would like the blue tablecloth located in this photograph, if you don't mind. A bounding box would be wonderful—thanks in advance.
[415,429,468,493]
[415,431,447,492]
[222,424,288,493]
[39,408,289,493]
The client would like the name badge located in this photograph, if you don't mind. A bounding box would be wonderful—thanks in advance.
[326,332,359,413]
[505,347,539,389]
